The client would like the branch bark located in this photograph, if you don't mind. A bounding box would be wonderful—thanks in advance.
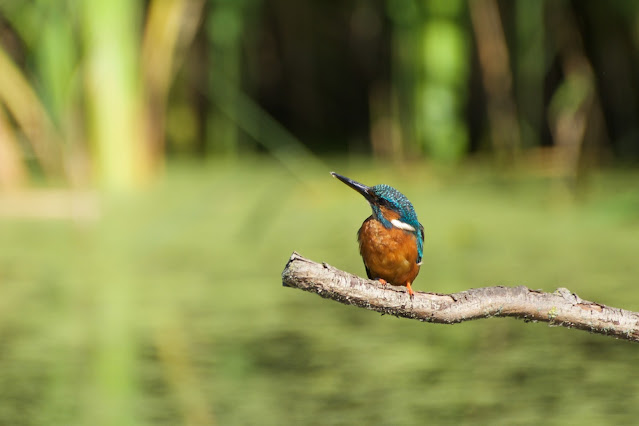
[282,252,639,343]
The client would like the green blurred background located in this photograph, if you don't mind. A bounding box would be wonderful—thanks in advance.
[1,1,639,425]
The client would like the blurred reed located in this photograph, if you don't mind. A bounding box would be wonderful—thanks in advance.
[1,1,638,192]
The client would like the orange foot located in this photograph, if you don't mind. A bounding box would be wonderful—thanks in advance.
[406,282,415,300]
[377,278,388,285]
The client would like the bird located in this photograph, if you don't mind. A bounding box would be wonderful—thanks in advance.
[331,172,424,298]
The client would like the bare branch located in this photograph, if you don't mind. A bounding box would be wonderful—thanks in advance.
[282,252,639,343]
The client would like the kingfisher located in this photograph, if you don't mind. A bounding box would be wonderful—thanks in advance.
[331,172,424,298]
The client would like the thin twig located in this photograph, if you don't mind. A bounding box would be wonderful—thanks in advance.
[282,252,639,343]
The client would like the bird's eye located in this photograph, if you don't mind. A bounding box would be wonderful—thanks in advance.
[379,198,394,209]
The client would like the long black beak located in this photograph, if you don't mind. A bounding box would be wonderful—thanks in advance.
[330,172,375,203]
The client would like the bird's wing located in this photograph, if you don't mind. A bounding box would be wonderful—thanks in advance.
[364,264,373,279]
[417,223,425,264]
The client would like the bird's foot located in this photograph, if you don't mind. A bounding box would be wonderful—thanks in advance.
[406,282,415,300]
[377,278,388,286]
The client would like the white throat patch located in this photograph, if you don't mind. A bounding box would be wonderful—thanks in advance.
[391,219,416,232]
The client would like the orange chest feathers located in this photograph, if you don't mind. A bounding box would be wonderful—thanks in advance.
[357,214,421,287]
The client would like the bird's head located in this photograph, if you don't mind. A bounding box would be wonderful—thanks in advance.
[330,172,421,235]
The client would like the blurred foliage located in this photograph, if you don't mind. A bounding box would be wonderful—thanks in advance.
[0,1,638,189]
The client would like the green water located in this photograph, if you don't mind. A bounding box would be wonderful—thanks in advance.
[1,161,638,425]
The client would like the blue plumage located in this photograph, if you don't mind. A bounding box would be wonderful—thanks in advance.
[369,184,423,262]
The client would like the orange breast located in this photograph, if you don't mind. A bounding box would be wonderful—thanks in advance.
[357,215,421,287]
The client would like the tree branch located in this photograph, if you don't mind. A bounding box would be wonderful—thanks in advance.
[282,252,639,343]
